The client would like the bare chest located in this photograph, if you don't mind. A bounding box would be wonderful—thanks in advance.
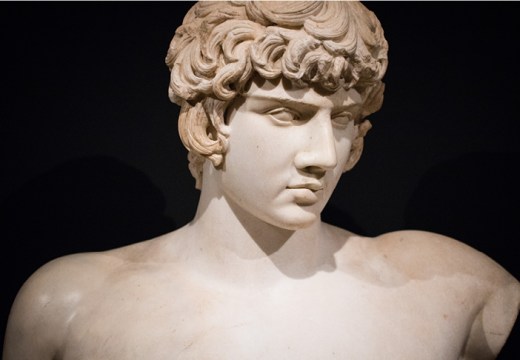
[61,274,477,360]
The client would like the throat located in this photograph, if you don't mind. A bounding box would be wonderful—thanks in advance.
[178,162,338,284]
[184,186,330,283]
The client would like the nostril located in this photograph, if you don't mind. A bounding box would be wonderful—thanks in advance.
[302,166,326,178]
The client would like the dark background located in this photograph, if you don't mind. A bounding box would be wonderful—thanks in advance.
[1,2,519,357]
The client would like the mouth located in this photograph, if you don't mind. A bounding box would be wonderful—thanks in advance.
[286,181,324,206]
[286,182,324,192]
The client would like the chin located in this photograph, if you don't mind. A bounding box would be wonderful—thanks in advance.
[266,209,320,231]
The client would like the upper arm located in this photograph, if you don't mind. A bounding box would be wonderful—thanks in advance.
[376,230,520,359]
[3,272,60,359]
[463,275,520,359]
[3,253,112,360]
[3,260,70,360]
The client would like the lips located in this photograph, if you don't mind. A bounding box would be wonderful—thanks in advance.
[286,181,324,192]
[286,180,323,205]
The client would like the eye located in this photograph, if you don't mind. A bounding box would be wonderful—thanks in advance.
[331,111,353,129]
[266,108,302,126]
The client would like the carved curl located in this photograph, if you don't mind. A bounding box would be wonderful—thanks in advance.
[166,1,388,188]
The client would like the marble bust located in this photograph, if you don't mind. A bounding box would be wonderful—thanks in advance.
[3,1,519,359]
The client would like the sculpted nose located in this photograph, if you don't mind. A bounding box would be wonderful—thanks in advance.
[294,114,338,172]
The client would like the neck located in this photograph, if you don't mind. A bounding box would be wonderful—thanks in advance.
[180,165,336,284]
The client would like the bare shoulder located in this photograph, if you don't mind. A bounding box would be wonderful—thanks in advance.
[3,231,187,359]
[375,230,520,358]
[328,225,519,296]
[3,231,182,359]
[374,230,519,287]
[3,250,127,359]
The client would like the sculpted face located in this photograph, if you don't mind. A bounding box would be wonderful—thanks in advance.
[216,77,363,230]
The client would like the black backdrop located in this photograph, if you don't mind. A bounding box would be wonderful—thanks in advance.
[1,2,519,357]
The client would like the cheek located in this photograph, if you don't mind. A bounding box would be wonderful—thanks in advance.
[221,124,282,197]
[335,137,353,168]
[228,115,297,169]
[226,131,277,174]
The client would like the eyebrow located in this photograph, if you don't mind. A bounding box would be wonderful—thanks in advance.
[246,94,317,110]
[245,94,361,114]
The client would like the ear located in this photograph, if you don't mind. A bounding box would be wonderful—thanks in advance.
[343,120,372,172]
[343,137,363,172]
[201,98,231,169]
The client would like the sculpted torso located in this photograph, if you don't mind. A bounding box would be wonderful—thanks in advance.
[7,226,517,360]
[4,2,519,359]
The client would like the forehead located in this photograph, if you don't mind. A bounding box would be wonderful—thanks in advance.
[243,77,363,110]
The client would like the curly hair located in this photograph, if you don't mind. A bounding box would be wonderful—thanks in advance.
[166,1,388,189]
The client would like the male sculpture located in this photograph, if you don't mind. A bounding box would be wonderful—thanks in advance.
[4,1,519,359]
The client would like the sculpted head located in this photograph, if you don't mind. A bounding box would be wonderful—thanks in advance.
[166,1,388,189]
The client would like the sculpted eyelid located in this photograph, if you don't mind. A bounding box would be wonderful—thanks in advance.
[266,107,299,115]
[265,107,303,125]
